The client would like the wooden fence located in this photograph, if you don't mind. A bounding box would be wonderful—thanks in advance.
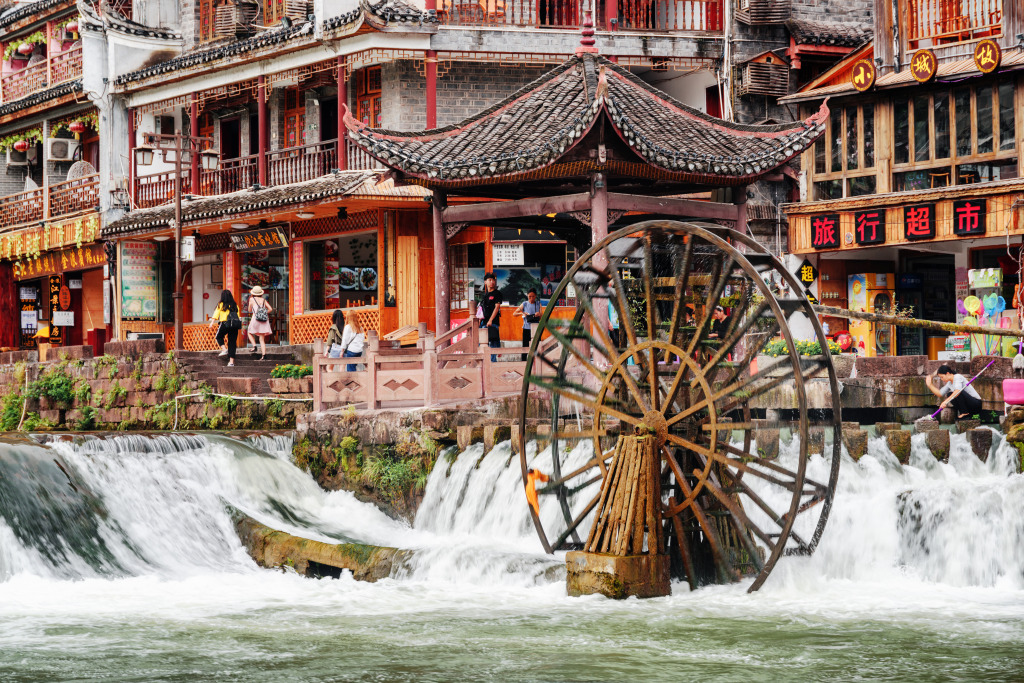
[313,318,537,410]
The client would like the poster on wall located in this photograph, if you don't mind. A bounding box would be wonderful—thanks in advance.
[324,240,340,309]
[121,241,159,321]
[468,268,551,307]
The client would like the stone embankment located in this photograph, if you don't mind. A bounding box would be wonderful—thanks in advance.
[0,340,308,432]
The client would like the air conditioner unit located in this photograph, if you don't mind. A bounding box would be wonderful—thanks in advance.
[47,137,80,162]
[6,150,28,167]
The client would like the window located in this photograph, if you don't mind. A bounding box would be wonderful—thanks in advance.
[810,103,875,200]
[894,84,1017,192]
[354,66,382,128]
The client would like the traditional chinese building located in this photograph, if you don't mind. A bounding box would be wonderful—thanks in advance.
[782,0,1024,358]
[0,0,104,352]
[347,39,828,341]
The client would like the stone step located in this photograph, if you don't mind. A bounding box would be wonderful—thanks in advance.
[181,358,294,370]
[178,351,295,362]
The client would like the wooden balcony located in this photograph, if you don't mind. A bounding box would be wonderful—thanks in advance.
[437,0,722,31]
[134,170,189,210]
[907,0,1002,49]
[0,44,82,104]
[0,172,99,228]
[346,139,384,171]
[201,154,258,195]
[268,140,338,186]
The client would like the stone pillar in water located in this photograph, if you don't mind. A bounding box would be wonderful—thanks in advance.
[565,434,671,599]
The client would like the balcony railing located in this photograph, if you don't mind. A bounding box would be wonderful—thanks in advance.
[0,172,99,228]
[268,140,337,186]
[346,139,384,171]
[437,0,722,31]
[907,0,1002,49]
[200,154,258,195]
[0,44,82,104]
[135,170,189,210]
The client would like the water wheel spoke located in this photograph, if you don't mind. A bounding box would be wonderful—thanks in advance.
[539,322,614,388]
[669,457,737,584]
[684,256,734,357]
[733,478,813,554]
[714,440,828,492]
[539,453,610,490]
[574,291,651,411]
[642,236,660,412]
[528,376,642,427]
[665,238,694,359]
[699,473,770,567]
[553,492,602,550]
[661,359,694,417]
[670,513,699,591]
[702,298,770,372]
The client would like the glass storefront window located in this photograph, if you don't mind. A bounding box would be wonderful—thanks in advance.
[303,231,378,312]
[241,248,289,342]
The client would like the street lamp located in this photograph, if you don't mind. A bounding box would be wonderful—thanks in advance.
[133,132,217,351]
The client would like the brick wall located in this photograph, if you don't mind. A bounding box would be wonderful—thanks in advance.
[790,0,873,24]
[381,61,548,131]
[304,90,321,144]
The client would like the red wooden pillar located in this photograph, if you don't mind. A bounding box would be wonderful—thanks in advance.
[591,173,609,335]
[337,57,348,171]
[257,75,268,186]
[735,185,748,235]
[189,97,200,194]
[127,107,136,205]
[426,50,438,129]
[432,191,449,337]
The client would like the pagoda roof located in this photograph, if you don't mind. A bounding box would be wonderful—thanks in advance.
[345,53,827,195]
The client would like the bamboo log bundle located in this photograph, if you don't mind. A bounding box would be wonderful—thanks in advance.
[812,304,1024,339]
[584,435,663,556]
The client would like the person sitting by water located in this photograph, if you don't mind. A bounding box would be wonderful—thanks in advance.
[926,364,983,419]
[525,467,549,516]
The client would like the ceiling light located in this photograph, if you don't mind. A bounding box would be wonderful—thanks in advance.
[153,235,170,242]
[296,211,315,219]
[231,223,249,230]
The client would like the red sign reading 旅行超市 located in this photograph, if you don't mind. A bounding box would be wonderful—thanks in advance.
[811,201,988,248]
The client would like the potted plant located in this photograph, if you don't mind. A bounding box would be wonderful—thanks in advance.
[4,31,46,65]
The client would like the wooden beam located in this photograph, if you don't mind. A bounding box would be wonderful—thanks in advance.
[813,304,1024,338]
[441,192,591,223]
[606,193,741,221]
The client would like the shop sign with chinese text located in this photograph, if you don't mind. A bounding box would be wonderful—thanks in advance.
[492,242,525,266]
[48,275,62,344]
[810,214,840,249]
[797,259,817,285]
[952,199,986,236]
[230,227,287,252]
[854,209,885,245]
[904,204,935,240]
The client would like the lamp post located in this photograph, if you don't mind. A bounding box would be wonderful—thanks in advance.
[135,133,219,351]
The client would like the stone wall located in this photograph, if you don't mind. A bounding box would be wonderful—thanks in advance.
[790,0,874,24]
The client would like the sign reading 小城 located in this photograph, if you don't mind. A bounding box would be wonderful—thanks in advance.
[797,259,817,285]
[910,49,937,83]
[810,214,840,249]
[854,209,885,245]
[904,204,936,240]
[492,242,525,266]
[952,199,986,236]
[851,59,876,91]
[230,227,287,252]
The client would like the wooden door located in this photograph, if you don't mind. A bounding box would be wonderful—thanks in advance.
[397,235,419,329]
[283,88,306,150]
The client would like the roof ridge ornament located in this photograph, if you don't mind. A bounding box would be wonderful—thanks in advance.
[575,8,598,56]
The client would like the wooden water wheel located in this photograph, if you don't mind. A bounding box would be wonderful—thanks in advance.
[517,220,843,592]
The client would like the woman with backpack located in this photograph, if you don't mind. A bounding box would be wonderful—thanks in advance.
[246,285,273,360]
[208,290,241,367]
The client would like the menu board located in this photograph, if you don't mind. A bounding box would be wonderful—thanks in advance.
[121,241,159,321]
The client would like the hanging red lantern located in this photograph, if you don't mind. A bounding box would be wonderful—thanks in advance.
[17,42,34,56]
[12,140,29,152]
[65,21,78,33]
[68,120,86,138]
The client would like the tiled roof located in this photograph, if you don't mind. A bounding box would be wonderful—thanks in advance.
[782,47,1024,103]
[0,0,68,32]
[103,171,432,235]
[786,18,871,48]
[82,4,182,41]
[0,77,80,118]
[346,54,827,187]
[362,0,437,28]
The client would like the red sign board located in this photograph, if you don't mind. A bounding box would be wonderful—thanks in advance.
[904,204,936,240]
[854,209,885,245]
[810,214,840,250]
[48,275,63,345]
[952,199,986,236]
[974,39,1001,74]
[58,285,71,311]
[910,49,937,83]
[851,59,876,91]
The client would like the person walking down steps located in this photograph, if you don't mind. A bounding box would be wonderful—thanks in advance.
[246,286,273,360]
[209,290,242,367]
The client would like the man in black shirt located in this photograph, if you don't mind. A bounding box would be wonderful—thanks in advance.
[480,272,503,361]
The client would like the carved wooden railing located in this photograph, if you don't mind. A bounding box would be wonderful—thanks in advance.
[201,154,258,195]
[0,187,44,228]
[182,322,220,351]
[135,170,189,209]
[48,173,99,218]
[49,44,82,85]
[906,0,1002,49]
[436,0,722,30]
[313,324,535,411]
[346,139,385,171]
[1,59,47,102]
[268,139,338,186]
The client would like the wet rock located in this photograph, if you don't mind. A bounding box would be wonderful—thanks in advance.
[956,419,981,434]
[914,418,940,434]
[967,429,993,463]
[755,428,779,460]
[924,428,950,462]
[565,552,671,599]
[875,421,903,434]
[806,426,825,456]
[938,407,956,424]
[885,429,911,464]
[483,424,511,451]
[843,429,868,461]
[458,425,483,451]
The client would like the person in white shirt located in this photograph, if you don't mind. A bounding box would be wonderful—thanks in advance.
[925,364,983,418]
[341,311,365,372]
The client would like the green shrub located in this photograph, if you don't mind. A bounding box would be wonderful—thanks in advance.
[76,405,97,431]
[762,339,841,357]
[105,380,127,408]
[270,364,313,379]
[0,392,23,431]
[27,368,76,407]
[363,447,421,502]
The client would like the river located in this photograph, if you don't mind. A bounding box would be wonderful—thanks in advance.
[0,430,1021,681]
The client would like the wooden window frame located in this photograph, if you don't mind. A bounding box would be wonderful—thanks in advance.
[891,82,1018,187]
[809,102,876,200]
[354,65,382,129]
